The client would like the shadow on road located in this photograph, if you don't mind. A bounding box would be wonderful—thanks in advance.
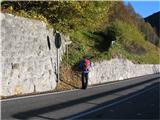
[64,82,160,120]
[12,78,159,120]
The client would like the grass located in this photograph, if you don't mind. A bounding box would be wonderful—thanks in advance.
[2,8,160,65]
[63,20,160,66]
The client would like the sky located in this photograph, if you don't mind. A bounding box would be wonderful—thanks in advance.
[123,0,160,18]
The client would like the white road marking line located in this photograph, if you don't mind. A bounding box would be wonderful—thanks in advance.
[1,89,79,102]
[66,85,157,120]
[1,76,159,102]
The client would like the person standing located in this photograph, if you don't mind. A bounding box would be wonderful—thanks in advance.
[79,57,92,89]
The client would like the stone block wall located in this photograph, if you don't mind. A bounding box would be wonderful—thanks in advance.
[1,13,67,96]
[89,59,160,85]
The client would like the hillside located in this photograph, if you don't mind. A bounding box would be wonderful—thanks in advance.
[1,1,160,65]
[145,11,160,37]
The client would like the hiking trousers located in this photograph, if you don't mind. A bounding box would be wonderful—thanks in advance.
[82,72,88,89]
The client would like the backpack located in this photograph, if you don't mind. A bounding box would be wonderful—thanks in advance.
[83,59,90,71]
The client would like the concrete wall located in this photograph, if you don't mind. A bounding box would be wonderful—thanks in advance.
[89,59,160,85]
[1,13,68,96]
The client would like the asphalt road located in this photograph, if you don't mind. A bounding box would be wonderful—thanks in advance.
[2,74,160,120]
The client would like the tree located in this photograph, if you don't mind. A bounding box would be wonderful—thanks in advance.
[1,1,115,33]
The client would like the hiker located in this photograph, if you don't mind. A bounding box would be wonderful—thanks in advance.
[79,56,93,89]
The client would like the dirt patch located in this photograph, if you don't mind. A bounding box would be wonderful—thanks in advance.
[55,64,82,91]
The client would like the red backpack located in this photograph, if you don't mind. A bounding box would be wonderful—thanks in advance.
[83,59,90,71]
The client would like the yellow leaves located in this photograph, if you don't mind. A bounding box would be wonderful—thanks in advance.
[2,1,114,33]
[75,3,81,10]
[7,6,13,11]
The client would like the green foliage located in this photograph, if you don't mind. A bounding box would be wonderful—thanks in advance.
[104,21,160,64]
[1,1,160,65]
[67,20,160,65]
[65,31,94,65]
[145,11,160,37]
[1,1,114,33]
[139,21,159,45]
[108,1,159,47]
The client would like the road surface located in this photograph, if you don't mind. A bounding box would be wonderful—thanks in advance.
[2,74,160,120]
